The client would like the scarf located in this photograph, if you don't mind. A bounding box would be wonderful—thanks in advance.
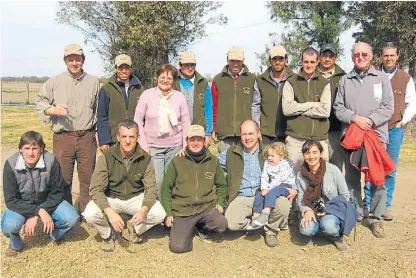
[157,88,178,136]
[301,158,326,213]
[353,67,369,80]
[186,147,206,163]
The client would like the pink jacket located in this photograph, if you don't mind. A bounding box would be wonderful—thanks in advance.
[134,87,190,149]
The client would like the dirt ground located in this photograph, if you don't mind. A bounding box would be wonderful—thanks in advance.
[1,147,415,278]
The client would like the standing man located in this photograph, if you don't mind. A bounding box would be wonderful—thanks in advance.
[318,44,346,170]
[36,44,100,214]
[174,51,213,148]
[83,120,166,251]
[255,45,293,144]
[1,131,79,256]
[161,125,228,254]
[97,54,144,152]
[334,42,393,238]
[218,120,297,247]
[282,47,331,172]
[211,46,259,152]
[364,42,416,221]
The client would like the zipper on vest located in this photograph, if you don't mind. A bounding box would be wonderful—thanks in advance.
[233,81,237,135]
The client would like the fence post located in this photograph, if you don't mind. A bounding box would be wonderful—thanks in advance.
[26,82,30,104]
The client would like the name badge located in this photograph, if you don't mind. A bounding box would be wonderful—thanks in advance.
[373,83,383,103]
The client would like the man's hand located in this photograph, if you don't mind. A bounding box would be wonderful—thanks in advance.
[24,216,39,237]
[165,216,174,228]
[215,204,224,214]
[300,210,316,228]
[38,208,54,234]
[204,136,212,148]
[100,145,110,152]
[261,189,269,196]
[175,147,186,157]
[211,131,219,143]
[353,116,373,131]
[45,104,68,116]
[130,207,148,225]
[287,188,297,203]
[104,207,124,233]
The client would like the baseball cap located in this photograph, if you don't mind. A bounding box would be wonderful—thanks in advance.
[64,44,84,57]
[320,43,337,55]
[186,125,205,138]
[269,45,287,58]
[115,54,132,67]
[179,52,196,64]
[227,46,244,61]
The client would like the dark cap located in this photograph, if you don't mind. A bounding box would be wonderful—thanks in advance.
[320,43,337,55]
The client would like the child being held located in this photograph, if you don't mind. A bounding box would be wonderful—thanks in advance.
[248,142,296,230]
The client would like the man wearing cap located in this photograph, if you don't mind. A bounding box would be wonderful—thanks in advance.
[318,43,346,170]
[83,119,166,252]
[255,45,293,144]
[97,54,144,152]
[36,44,100,214]
[363,42,416,221]
[174,51,213,148]
[211,46,259,153]
[161,124,228,253]
[282,47,331,172]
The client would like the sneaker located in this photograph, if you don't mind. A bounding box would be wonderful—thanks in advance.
[264,234,278,248]
[383,209,393,221]
[101,234,115,252]
[198,230,213,244]
[123,222,143,244]
[252,212,270,227]
[370,222,386,238]
[280,220,289,231]
[331,236,348,251]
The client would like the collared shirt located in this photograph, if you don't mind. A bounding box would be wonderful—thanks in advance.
[381,65,416,125]
[179,76,196,123]
[122,154,134,172]
[36,71,100,133]
[117,77,130,98]
[319,67,335,80]
[239,146,262,197]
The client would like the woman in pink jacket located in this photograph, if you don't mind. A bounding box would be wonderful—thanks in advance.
[134,64,190,199]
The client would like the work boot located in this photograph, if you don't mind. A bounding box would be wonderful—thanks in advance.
[370,222,386,238]
[6,248,20,257]
[331,236,348,251]
[383,209,393,221]
[264,233,278,248]
[101,234,115,252]
[197,229,214,244]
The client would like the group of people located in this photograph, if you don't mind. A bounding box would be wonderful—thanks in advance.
[2,40,415,256]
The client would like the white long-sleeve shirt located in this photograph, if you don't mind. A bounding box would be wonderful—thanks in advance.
[260,159,296,190]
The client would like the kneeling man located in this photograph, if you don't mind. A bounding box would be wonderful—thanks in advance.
[2,131,79,257]
[161,125,228,253]
[83,120,166,251]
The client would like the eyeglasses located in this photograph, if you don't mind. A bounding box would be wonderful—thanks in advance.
[353,52,369,59]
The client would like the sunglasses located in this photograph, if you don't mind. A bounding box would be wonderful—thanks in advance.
[353,52,369,59]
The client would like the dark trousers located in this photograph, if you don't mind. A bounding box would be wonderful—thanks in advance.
[169,208,228,254]
[53,130,97,213]
[253,184,290,213]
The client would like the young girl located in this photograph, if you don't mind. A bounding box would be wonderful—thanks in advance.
[248,142,296,230]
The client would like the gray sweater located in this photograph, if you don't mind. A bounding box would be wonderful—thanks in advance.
[296,162,349,216]
[333,66,394,143]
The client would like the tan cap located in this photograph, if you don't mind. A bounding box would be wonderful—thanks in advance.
[227,46,244,61]
[179,51,196,64]
[186,125,205,138]
[64,44,83,57]
[115,54,132,67]
[269,45,286,58]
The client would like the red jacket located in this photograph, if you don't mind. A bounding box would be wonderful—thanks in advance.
[341,123,395,186]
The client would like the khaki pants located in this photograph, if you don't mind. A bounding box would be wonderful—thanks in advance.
[225,196,291,236]
[328,130,345,171]
[82,194,166,239]
[285,135,329,173]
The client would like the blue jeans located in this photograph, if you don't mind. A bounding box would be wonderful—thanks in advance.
[364,127,404,209]
[149,145,183,199]
[299,214,341,238]
[253,184,290,213]
[1,200,79,251]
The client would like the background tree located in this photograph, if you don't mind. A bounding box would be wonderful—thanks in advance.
[57,1,226,87]
[260,1,352,71]
[350,1,416,76]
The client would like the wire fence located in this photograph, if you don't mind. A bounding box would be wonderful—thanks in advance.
[0,81,43,105]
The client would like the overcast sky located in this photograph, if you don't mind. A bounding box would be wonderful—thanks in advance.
[1,1,359,78]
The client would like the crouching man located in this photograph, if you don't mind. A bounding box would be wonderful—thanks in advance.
[161,125,228,253]
[1,131,79,257]
[82,120,166,252]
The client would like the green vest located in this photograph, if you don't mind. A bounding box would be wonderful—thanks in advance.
[286,70,330,140]
[170,151,222,216]
[101,75,144,144]
[225,143,266,206]
[174,71,208,128]
[213,65,256,139]
[103,144,151,200]
[256,67,293,137]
